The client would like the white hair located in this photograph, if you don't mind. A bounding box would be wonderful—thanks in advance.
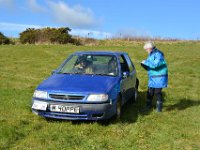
[143,41,155,49]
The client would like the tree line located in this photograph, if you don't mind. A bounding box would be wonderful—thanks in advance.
[0,27,80,45]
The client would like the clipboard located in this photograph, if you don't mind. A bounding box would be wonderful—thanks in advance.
[141,63,149,70]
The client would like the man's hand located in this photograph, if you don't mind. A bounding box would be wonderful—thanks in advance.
[141,60,146,64]
[141,60,149,70]
[75,64,83,69]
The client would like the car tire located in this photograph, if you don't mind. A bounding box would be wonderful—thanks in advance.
[136,78,139,89]
[131,78,139,103]
[134,88,138,102]
[116,96,122,120]
[134,78,139,101]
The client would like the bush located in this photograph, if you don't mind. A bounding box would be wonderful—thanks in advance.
[19,28,38,44]
[19,27,80,45]
[0,32,10,45]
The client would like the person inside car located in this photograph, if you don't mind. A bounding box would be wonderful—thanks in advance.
[108,57,118,75]
[75,57,93,74]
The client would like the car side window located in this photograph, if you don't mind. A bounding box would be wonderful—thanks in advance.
[119,55,130,72]
[124,54,135,72]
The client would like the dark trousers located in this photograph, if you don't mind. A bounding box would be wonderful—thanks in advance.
[146,87,163,111]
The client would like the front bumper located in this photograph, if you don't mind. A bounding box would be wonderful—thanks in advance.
[32,99,116,120]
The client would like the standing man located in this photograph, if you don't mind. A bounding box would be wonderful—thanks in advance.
[141,41,168,112]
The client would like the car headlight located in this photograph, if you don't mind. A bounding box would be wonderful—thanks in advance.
[87,94,108,102]
[32,100,48,111]
[33,90,48,99]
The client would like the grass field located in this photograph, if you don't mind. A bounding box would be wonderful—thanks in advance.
[0,42,200,150]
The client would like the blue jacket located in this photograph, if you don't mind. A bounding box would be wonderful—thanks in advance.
[142,48,168,88]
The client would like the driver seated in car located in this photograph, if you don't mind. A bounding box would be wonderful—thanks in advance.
[75,57,93,74]
[108,58,118,75]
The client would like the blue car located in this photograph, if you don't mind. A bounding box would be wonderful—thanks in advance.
[32,51,139,120]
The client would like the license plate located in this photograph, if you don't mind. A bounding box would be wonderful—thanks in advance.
[50,104,80,114]
[32,101,47,111]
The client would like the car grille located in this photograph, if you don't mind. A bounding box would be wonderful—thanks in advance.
[49,94,84,100]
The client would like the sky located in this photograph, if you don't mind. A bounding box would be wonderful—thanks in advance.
[0,0,200,39]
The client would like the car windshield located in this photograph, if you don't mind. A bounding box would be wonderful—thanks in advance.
[58,54,119,76]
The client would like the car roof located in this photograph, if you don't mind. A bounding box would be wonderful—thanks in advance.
[73,51,128,56]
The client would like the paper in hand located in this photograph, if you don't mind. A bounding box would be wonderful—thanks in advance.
[141,61,149,70]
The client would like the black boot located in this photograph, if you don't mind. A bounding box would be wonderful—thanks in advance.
[146,99,152,109]
[155,88,163,112]
[156,101,162,112]
[140,99,152,112]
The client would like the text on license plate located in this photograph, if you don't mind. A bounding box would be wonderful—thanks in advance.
[50,105,80,113]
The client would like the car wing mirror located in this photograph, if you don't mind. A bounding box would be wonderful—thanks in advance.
[51,69,57,75]
[122,71,129,79]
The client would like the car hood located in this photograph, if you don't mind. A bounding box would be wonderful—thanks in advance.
[37,74,120,94]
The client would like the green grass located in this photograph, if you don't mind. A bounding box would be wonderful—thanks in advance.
[0,42,200,150]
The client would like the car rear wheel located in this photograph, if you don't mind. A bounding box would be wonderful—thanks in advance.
[134,78,139,102]
[134,88,138,101]
[131,78,139,103]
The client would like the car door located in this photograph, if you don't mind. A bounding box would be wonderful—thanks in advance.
[119,55,131,104]
[123,54,137,99]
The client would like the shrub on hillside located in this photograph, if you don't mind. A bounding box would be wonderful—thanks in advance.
[19,27,81,45]
[20,28,38,44]
[0,32,10,45]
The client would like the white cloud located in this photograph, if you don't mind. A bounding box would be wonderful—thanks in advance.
[0,22,112,39]
[47,1,100,29]
[0,22,42,32]
[0,0,102,29]
[27,0,45,12]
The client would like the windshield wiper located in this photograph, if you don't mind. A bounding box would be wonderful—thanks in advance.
[94,73,113,76]
[56,72,71,74]
[60,72,84,75]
